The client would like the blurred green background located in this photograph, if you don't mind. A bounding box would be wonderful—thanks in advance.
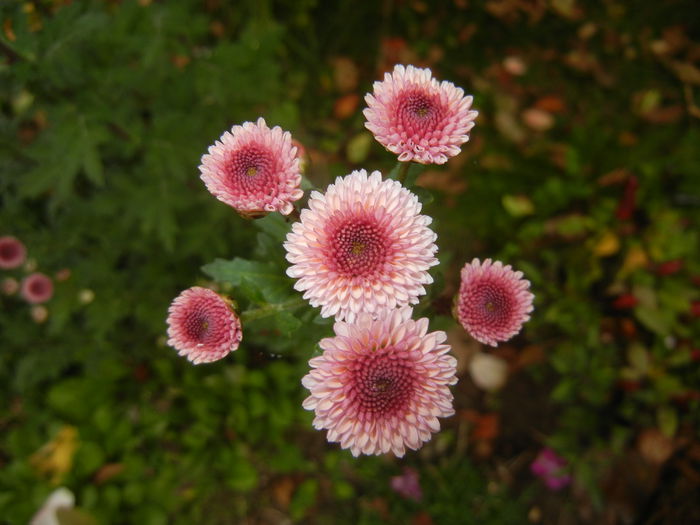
[1,0,699,523]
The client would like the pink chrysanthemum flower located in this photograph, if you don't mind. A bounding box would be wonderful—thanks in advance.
[284,169,438,322]
[456,258,534,347]
[302,307,457,457]
[21,273,53,304]
[0,236,27,269]
[166,286,242,364]
[199,118,303,217]
[364,64,478,165]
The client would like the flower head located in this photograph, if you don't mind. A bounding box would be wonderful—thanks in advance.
[199,118,303,217]
[0,236,27,269]
[364,64,478,165]
[390,467,423,501]
[531,448,572,491]
[285,169,438,322]
[301,307,457,457]
[166,286,242,364]
[456,258,534,347]
[21,273,53,304]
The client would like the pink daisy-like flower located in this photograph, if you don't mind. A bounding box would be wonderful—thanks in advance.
[364,64,478,165]
[21,273,53,304]
[0,236,27,269]
[166,286,242,364]
[456,258,534,347]
[302,307,457,457]
[531,447,572,491]
[199,117,303,217]
[284,169,438,322]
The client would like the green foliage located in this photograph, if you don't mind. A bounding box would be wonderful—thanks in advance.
[2,0,699,523]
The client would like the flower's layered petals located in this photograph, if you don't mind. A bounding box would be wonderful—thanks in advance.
[0,236,26,269]
[301,307,457,457]
[364,64,478,164]
[199,118,302,216]
[285,169,438,322]
[457,258,534,346]
[20,273,53,304]
[166,286,242,364]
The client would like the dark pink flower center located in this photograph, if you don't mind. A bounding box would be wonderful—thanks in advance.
[349,351,416,416]
[225,145,276,194]
[185,312,212,342]
[29,279,48,295]
[397,89,443,137]
[329,218,388,277]
[0,242,19,261]
[467,279,513,326]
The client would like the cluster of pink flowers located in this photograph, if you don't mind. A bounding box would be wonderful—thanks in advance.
[1,236,55,322]
[167,64,535,458]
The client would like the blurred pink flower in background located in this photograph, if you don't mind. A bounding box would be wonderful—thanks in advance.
[0,235,27,269]
[530,447,572,491]
[456,258,534,347]
[364,64,478,164]
[390,467,423,501]
[301,307,457,457]
[285,169,438,322]
[166,286,242,364]
[2,277,19,296]
[199,117,303,217]
[21,273,54,304]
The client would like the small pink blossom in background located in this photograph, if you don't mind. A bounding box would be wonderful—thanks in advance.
[301,307,457,457]
[55,268,71,282]
[31,305,49,324]
[456,258,534,347]
[166,286,242,364]
[21,273,54,304]
[2,277,19,296]
[0,235,27,269]
[199,117,303,218]
[530,447,572,491]
[285,169,438,322]
[364,64,478,165]
[390,467,423,501]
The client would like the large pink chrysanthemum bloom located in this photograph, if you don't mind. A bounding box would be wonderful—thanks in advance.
[20,273,53,304]
[166,286,242,364]
[302,307,458,457]
[284,169,438,322]
[364,64,478,165]
[456,258,534,347]
[0,235,27,269]
[199,118,303,217]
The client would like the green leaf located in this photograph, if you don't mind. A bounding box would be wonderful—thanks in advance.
[634,306,670,336]
[253,213,290,242]
[502,194,535,217]
[346,132,372,163]
[657,406,678,437]
[290,479,318,521]
[202,257,291,303]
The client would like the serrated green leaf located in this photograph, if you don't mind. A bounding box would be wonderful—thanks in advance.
[202,257,290,303]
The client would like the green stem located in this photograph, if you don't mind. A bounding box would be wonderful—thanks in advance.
[397,161,410,184]
[242,297,306,322]
[285,206,301,223]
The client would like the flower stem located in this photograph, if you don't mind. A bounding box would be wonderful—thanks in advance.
[286,206,301,223]
[242,297,306,322]
[397,162,410,184]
